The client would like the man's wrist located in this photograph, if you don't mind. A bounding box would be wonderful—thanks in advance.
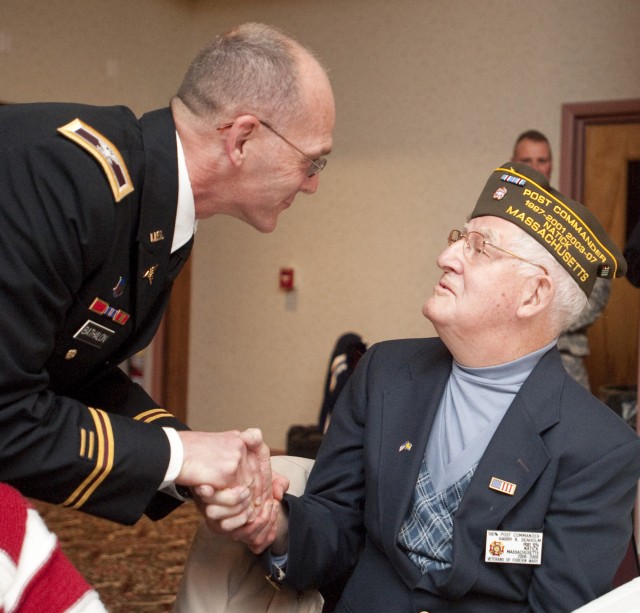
[159,427,188,502]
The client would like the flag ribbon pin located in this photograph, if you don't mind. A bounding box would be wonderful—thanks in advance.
[489,477,517,496]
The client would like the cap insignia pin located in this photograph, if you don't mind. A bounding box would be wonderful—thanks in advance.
[500,173,526,187]
[493,187,507,200]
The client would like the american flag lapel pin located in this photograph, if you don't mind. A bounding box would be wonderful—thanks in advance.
[489,476,517,496]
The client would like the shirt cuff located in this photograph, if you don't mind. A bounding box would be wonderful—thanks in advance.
[160,427,184,489]
[265,552,288,590]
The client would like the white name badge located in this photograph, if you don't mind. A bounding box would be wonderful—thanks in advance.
[485,530,543,565]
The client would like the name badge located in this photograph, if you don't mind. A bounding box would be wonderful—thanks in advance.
[485,530,543,565]
[74,320,115,348]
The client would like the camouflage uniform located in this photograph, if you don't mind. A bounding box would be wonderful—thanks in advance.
[557,277,611,391]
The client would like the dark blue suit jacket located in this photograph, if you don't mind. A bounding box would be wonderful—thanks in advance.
[285,338,640,612]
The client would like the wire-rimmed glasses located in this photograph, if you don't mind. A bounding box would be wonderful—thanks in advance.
[448,229,548,274]
[217,120,327,178]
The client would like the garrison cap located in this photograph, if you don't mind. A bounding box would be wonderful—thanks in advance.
[470,161,626,297]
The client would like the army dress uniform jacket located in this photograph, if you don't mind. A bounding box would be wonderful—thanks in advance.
[0,103,192,523]
[283,338,640,612]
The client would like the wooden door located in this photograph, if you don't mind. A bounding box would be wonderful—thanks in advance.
[561,98,640,562]
[560,100,640,399]
[582,123,640,396]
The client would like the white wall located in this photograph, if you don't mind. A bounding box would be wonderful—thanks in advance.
[3,0,640,449]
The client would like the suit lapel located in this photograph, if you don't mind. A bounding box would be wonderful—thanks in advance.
[424,348,564,597]
[457,349,562,527]
[379,341,451,552]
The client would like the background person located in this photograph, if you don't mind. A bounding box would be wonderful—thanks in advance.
[0,22,335,525]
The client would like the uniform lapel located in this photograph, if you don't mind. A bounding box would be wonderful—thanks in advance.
[135,109,180,321]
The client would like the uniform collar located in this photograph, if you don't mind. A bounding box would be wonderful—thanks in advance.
[173,131,197,253]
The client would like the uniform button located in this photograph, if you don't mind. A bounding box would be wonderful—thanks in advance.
[65,349,78,360]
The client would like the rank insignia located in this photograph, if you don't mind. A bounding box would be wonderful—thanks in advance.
[150,230,165,243]
[489,477,517,496]
[112,276,127,298]
[143,265,158,285]
[58,118,134,202]
[89,297,130,325]
[399,441,413,452]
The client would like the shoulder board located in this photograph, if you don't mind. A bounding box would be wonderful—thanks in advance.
[57,118,134,203]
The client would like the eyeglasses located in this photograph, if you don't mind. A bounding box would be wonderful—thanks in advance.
[217,120,327,178]
[448,229,548,274]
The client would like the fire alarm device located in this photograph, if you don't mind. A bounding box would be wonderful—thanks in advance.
[279,267,295,291]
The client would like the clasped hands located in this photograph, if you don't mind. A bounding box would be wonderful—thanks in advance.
[176,428,287,554]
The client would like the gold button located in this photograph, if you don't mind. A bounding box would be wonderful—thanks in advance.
[64,349,78,360]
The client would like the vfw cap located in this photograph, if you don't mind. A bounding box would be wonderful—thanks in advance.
[470,162,626,297]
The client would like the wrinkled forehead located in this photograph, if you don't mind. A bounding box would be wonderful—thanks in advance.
[464,215,521,245]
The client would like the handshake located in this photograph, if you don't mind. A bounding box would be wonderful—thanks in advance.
[176,428,289,554]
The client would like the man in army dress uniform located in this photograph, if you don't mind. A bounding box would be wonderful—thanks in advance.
[0,22,335,524]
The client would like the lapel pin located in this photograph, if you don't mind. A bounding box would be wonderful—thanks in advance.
[112,276,126,297]
[150,230,165,243]
[143,265,158,286]
[399,441,413,452]
[489,477,517,496]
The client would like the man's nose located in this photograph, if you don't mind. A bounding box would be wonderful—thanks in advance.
[300,173,319,195]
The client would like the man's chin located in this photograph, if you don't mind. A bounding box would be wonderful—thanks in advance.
[422,295,449,323]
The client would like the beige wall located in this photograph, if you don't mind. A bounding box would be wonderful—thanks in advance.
[3,0,640,449]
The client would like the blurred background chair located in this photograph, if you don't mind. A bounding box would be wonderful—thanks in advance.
[286,332,367,459]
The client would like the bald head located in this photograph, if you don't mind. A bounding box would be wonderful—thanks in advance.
[175,22,329,128]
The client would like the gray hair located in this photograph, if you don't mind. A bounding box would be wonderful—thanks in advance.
[507,229,590,334]
[176,23,313,127]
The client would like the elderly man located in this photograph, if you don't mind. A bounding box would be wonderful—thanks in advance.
[0,23,334,524]
[205,162,640,612]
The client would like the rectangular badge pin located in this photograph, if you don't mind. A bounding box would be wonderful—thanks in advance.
[73,320,115,348]
[489,477,517,496]
[485,530,543,565]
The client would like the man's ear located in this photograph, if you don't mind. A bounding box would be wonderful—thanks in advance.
[222,115,260,167]
[517,273,554,319]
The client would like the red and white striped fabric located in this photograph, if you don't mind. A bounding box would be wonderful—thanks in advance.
[0,484,107,613]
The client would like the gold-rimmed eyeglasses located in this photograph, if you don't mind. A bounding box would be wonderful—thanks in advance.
[217,120,327,178]
[448,229,548,274]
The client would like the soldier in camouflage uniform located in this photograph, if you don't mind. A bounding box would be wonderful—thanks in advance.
[557,277,611,391]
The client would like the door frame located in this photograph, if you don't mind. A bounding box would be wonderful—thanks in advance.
[560,97,640,547]
[560,98,640,200]
[151,258,191,423]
